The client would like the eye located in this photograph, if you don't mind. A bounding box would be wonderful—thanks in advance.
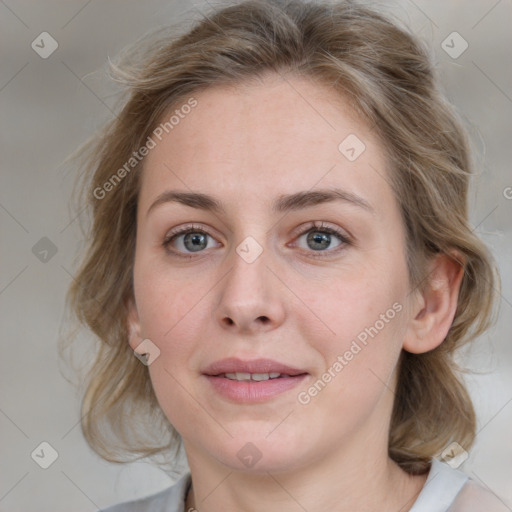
[163,224,221,256]
[293,221,350,255]
[162,221,351,259]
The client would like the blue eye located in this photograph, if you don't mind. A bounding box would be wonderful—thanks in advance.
[163,221,351,258]
[294,222,350,255]
[163,225,219,256]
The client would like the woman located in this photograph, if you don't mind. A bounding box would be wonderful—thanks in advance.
[67,0,506,510]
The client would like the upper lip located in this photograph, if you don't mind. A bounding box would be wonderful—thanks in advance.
[203,358,308,376]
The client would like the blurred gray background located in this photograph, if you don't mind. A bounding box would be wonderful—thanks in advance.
[1,0,511,510]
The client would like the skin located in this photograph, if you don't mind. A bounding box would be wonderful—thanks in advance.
[128,73,464,512]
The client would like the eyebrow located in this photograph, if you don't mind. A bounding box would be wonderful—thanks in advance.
[146,187,374,217]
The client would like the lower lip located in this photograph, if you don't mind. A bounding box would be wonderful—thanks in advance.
[204,375,308,403]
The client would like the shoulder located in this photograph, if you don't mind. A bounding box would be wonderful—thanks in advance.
[102,472,192,512]
[448,479,510,512]
[410,459,508,512]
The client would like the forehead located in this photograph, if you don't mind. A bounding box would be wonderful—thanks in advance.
[139,75,393,216]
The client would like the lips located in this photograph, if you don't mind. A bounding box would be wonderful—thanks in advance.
[202,357,307,377]
[202,358,308,403]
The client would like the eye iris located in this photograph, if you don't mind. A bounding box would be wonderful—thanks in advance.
[184,232,207,252]
[307,231,331,250]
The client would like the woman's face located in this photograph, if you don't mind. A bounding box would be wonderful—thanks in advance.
[130,75,416,473]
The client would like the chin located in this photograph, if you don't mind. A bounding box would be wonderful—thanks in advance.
[210,434,310,474]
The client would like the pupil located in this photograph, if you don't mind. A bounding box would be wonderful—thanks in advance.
[185,233,207,252]
[308,231,330,250]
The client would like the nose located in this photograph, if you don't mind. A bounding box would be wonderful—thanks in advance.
[213,243,286,334]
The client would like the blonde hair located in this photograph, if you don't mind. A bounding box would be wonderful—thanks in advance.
[66,0,499,474]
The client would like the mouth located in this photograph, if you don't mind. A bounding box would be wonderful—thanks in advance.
[218,372,295,381]
[202,358,309,403]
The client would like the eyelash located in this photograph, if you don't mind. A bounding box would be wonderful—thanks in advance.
[162,221,351,259]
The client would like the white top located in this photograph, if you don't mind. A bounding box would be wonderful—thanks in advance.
[103,459,508,511]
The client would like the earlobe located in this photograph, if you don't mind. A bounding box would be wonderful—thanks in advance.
[403,251,465,354]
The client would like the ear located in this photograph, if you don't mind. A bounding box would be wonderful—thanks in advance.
[403,251,464,354]
[127,298,143,351]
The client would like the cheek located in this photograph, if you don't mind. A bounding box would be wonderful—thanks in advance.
[147,362,207,441]
[293,253,409,415]
[132,253,215,403]
[302,257,408,358]
[133,250,210,341]
[133,262,211,431]
[295,280,407,434]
